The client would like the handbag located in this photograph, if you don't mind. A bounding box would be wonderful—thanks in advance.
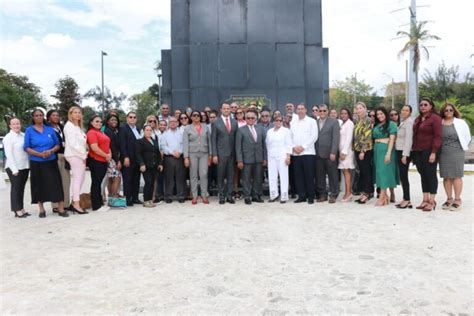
[108,196,127,208]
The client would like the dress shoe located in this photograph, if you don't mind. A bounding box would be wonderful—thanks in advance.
[290,194,297,199]
[165,199,172,204]
[252,197,264,203]
[178,199,185,203]
[133,199,143,205]
[52,208,59,213]
[126,201,134,206]
[71,206,89,215]
[219,198,225,205]
[317,196,328,203]
[226,197,235,204]
[57,211,69,217]
[268,196,279,203]
[294,198,306,203]
[329,197,337,204]
[191,198,198,205]
[280,200,287,204]
[307,199,314,204]
[14,211,28,218]
[202,197,210,204]
[245,198,252,205]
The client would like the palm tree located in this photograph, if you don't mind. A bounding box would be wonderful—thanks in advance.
[397,21,441,72]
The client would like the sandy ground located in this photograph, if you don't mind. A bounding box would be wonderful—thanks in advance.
[0,172,472,315]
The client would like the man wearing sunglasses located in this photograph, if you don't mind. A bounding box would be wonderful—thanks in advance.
[119,111,143,206]
[236,110,267,205]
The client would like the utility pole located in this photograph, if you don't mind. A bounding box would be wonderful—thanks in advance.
[391,77,395,109]
[101,51,107,119]
[408,0,418,116]
[405,60,409,105]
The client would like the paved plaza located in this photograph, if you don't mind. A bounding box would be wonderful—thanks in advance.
[0,173,472,314]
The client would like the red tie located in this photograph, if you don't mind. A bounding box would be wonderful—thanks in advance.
[225,117,231,133]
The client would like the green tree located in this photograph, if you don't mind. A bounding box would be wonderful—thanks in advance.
[129,90,157,127]
[0,69,48,133]
[383,81,406,110]
[329,75,374,109]
[419,62,459,101]
[84,86,127,114]
[51,76,81,120]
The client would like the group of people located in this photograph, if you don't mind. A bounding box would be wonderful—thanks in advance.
[2,97,471,219]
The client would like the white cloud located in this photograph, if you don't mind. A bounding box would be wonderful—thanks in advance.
[42,33,74,48]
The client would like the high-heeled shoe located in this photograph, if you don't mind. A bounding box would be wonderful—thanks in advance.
[416,200,429,209]
[442,198,453,210]
[390,195,395,203]
[268,196,279,203]
[57,210,69,217]
[14,211,28,218]
[422,201,436,212]
[341,194,353,202]
[71,206,89,215]
[396,201,413,209]
[375,197,389,206]
[39,212,46,218]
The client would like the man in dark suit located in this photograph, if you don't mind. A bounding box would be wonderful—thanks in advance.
[211,102,238,204]
[236,110,267,204]
[119,111,142,206]
[315,104,341,203]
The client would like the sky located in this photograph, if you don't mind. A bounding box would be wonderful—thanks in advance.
[1,0,473,110]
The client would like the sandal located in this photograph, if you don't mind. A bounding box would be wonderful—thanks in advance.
[450,199,462,211]
[442,198,453,210]
[416,200,429,209]
[357,194,369,204]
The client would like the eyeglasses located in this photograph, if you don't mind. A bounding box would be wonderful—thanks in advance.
[319,109,327,112]
[444,108,454,113]
[419,103,430,107]
[246,117,256,120]
[94,120,103,124]
[236,112,243,115]
[390,113,398,116]
[128,116,137,119]
[274,119,283,122]
[180,117,188,120]
[148,120,157,123]
[192,114,200,117]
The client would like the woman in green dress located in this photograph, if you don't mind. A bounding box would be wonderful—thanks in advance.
[373,107,398,206]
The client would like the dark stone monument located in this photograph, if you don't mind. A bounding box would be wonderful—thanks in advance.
[161,0,329,111]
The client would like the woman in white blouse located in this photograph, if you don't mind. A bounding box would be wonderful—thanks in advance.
[4,117,30,218]
[265,116,293,203]
[64,106,89,214]
[338,107,355,202]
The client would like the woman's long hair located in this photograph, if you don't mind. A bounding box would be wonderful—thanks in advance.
[375,106,390,136]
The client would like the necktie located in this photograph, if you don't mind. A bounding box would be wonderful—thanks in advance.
[250,125,257,142]
[225,117,231,133]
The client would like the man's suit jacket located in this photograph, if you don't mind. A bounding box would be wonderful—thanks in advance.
[315,117,340,159]
[211,116,238,158]
[183,123,212,157]
[235,124,267,164]
[119,124,140,164]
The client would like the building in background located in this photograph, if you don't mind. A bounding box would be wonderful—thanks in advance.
[161,0,329,111]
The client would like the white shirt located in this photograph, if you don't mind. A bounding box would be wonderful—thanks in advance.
[266,127,293,160]
[64,121,88,160]
[290,115,318,156]
[3,130,29,174]
[161,128,184,155]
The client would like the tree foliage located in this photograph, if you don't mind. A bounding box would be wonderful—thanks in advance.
[0,69,48,134]
[329,75,375,110]
[397,21,441,73]
[50,76,81,121]
[129,90,157,128]
[83,86,127,113]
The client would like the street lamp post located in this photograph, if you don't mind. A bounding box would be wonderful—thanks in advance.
[101,51,108,118]
[157,73,162,108]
